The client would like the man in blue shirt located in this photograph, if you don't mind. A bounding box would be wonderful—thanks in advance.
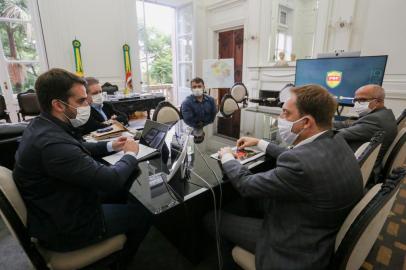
[181,77,217,128]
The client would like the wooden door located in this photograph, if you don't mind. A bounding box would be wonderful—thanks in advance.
[217,28,244,138]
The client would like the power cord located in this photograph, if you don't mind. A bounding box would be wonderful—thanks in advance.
[190,170,223,270]
[194,144,224,269]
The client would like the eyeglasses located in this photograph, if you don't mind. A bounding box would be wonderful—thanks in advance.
[352,98,377,104]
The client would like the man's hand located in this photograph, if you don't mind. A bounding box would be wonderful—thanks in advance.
[236,137,260,149]
[112,136,128,152]
[111,114,117,120]
[123,138,139,154]
[218,147,234,159]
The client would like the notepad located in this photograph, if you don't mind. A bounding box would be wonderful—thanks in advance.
[90,122,127,140]
[103,143,158,164]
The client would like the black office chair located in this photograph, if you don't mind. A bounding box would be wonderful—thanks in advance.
[17,89,41,122]
[0,94,11,123]
[396,108,406,131]
[0,166,127,270]
[102,82,119,95]
[356,131,384,187]
[232,168,406,270]
[0,123,27,169]
[152,101,181,124]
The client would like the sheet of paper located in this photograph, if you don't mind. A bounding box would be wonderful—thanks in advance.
[210,146,265,165]
[103,143,157,164]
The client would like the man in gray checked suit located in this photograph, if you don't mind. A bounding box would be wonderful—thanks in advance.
[334,84,397,174]
[215,85,363,270]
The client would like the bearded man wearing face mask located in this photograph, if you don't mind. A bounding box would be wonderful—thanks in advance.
[180,77,217,129]
[334,84,397,175]
[80,77,128,135]
[209,85,363,270]
[13,69,151,266]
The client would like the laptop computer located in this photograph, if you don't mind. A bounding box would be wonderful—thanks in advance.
[102,120,170,164]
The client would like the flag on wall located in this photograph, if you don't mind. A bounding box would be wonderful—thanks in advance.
[123,44,133,92]
[72,39,84,77]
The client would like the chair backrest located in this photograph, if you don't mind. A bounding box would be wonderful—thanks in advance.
[0,94,8,116]
[335,183,382,251]
[0,123,26,169]
[219,94,239,118]
[382,127,406,168]
[0,166,48,269]
[278,83,295,106]
[354,142,370,159]
[152,101,181,124]
[359,145,381,187]
[101,82,119,95]
[382,128,406,179]
[0,167,27,225]
[230,83,248,104]
[356,131,384,187]
[0,136,22,170]
[17,90,41,116]
[332,168,406,270]
[396,109,406,131]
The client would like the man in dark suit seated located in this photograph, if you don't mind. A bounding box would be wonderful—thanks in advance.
[80,77,128,134]
[334,84,397,176]
[209,85,363,270]
[13,69,150,267]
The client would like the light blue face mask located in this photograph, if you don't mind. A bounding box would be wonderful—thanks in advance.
[277,117,306,145]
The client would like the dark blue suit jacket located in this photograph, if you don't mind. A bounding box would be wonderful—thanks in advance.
[13,113,138,251]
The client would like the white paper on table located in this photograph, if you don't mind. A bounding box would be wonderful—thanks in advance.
[103,143,158,165]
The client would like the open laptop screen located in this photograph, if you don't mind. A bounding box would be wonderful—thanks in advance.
[140,120,170,150]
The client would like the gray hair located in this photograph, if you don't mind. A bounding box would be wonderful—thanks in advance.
[363,84,385,100]
[84,77,99,93]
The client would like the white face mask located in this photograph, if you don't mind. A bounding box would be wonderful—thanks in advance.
[192,88,204,97]
[353,101,372,117]
[92,93,104,105]
[60,100,91,127]
[277,117,306,145]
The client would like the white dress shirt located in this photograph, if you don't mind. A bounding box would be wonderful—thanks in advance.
[106,141,137,158]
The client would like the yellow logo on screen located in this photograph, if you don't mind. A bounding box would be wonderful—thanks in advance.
[326,71,342,88]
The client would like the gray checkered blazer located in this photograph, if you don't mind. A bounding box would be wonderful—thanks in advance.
[222,131,364,270]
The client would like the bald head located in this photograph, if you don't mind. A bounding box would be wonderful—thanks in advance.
[354,84,385,110]
[356,84,385,100]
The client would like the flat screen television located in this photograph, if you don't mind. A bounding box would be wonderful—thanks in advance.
[295,55,388,105]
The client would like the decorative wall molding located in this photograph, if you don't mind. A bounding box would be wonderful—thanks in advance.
[206,0,246,12]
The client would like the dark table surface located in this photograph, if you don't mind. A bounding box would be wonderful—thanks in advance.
[104,95,165,117]
[127,120,266,214]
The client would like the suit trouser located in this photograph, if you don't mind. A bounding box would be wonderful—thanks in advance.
[204,199,263,269]
[101,200,152,267]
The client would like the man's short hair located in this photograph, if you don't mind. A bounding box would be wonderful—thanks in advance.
[84,77,100,93]
[35,68,87,113]
[291,84,337,128]
[191,77,205,87]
